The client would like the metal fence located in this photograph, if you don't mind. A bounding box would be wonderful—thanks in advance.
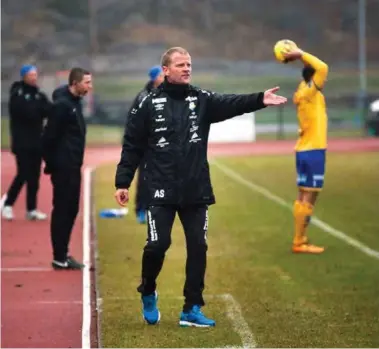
[2,0,379,136]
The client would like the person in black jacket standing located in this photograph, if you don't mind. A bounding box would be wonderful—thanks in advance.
[132,65,164,224]
[42,67,92,270]
[2,65,50,221]
[115,47,287,327]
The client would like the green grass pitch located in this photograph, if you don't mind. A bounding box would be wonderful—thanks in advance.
[93,151,379,348]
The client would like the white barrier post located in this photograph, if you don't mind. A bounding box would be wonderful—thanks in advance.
[208,112,256,143]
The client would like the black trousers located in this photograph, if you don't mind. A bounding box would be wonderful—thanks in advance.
[50,168,81,262]
[137,205,209,312]
[135,165,147,214]
[5,150,42,211]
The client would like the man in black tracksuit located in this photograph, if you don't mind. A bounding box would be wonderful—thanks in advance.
[130,65,164,224]
[115,47,287,327]
[42,67,92,270]
[2,65,50,221]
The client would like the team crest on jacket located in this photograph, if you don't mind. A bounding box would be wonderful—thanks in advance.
[189,101,196,110]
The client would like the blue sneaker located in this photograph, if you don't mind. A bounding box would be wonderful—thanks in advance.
[179,305,215,327]
[141,291,160,324]
[137,210,147,224]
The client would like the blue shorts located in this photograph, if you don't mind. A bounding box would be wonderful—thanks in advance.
[296,149,326,191]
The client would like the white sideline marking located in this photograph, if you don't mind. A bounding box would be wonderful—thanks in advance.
[221,294,257,348]
[212,160,379,261]
[97,293,255,348]
[82,167,92,349]
[0,193,7,209]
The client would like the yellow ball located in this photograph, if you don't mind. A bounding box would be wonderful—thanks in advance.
[273,39,298,63]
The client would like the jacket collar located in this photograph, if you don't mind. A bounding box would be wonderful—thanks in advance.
[65,85,82,102]
[160,78,193,99]
[11,80,39,94]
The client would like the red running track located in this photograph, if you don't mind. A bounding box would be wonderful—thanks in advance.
[1,137,378,348]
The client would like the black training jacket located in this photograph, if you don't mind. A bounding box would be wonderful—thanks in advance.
[115,79,266,206]
[8,81,50,154]
[131,81,155,110]
[42,85,86,172]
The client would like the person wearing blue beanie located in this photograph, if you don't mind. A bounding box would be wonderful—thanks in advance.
[20,65,37,80]
[148,65,163,82]
[2,64,50,221]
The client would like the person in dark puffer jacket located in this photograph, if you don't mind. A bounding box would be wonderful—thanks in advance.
[2,65,51,221]
[114,47,288,327]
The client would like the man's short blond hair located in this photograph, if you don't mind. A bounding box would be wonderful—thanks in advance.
[161,47,189,67]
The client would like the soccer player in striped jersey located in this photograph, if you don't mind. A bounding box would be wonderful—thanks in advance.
[283,47,328,254]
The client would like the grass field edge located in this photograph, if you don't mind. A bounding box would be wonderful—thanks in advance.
[91,162,257,348]
[95,293,256,348]
[90,168,103,348]
[82,167,102,349]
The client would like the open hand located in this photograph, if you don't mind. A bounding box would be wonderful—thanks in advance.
[263,87,287,106]
[114,188,129,207]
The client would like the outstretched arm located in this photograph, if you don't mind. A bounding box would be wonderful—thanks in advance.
[206,87,287,123]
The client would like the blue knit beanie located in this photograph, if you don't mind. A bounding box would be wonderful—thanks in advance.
[20,64,37,78]
[148,65,163,81]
